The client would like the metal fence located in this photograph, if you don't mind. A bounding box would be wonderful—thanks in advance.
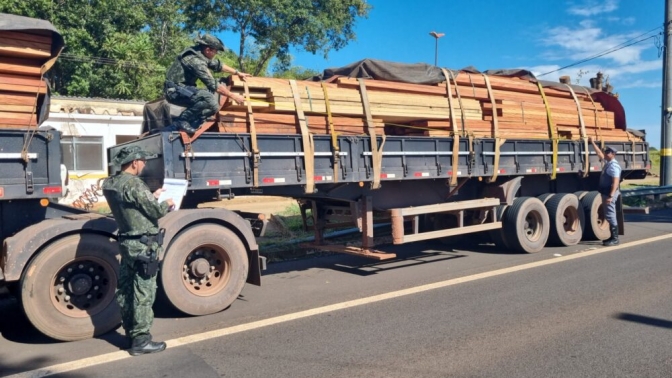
[621,185,672,197]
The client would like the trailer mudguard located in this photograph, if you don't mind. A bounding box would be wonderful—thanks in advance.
[2,214,117,282]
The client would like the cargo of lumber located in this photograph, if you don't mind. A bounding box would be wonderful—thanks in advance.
[0,13,64,129]
[214,71,641,143]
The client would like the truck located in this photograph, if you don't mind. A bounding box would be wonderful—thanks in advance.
[0,14,649,341]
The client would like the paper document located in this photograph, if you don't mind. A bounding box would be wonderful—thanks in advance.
[158,178,189,210]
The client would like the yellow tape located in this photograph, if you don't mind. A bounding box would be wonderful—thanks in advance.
[661,148,672,157]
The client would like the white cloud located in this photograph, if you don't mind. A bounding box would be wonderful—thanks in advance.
[618,79,662,89]
[542,24,653,65]
[568,0,619,16]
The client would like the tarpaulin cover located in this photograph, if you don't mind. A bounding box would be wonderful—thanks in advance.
[314,58,595,93]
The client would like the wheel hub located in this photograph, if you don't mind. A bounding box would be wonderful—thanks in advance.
[189,258,211,277]
[68,273,93,296]
[182,246,231,296]
[52,259,113,316]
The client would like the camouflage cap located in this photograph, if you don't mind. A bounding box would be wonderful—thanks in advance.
[194,33,226,52]
[114,145,152,166]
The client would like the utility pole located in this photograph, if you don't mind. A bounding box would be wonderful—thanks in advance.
[661,0,672,185]
[429,31,445,66]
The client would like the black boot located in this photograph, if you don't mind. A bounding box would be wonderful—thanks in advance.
[173,120,199,135]
[603,225,619,246]
[129,334,166,356]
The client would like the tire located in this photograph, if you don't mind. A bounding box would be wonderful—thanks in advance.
[545,193,582,246]
[160,224,249,316]
[581,191,610,241]
[502,197,549,253]
[488,205,510,249]
[20,234,121,341]
[537,193,555,204]
[573,191,589,201]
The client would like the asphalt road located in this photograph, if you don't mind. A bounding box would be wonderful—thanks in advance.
[2,209,672,378]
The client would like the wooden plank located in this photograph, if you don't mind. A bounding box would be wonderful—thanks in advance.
[0,57,42,76]
[0,111,38,126]
[0,93,37,106]
[0,104,34,112]
[0,31,53,45]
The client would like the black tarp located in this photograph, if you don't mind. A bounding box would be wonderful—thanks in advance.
[313,58,596,95]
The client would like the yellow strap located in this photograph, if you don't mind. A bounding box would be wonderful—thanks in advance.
[582,87,603,145]
[321,82,339,183]
[565,84,589,177]
[441,68,460,186]
[358,78,385,190]
[243,81,260,187]
[289,79,315,194]
[536,81,558,180]
[483,74,504,182]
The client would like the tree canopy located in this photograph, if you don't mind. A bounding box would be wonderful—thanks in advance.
[182,0,371,76]
[1,0,370,100]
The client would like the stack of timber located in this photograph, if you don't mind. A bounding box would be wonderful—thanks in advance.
[0,28,54,129]
[214,72,641,143]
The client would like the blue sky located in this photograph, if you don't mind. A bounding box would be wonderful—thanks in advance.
[219,0,665,148]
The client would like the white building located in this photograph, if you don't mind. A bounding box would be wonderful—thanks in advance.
[43,96,146,207]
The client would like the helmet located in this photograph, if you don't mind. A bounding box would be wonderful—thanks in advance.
[194,33,226,52]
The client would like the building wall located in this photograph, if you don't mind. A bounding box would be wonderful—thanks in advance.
[43,97,145,208]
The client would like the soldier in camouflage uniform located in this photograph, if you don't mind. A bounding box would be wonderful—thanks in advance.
[102,146,175,356]
[164,34,251,135]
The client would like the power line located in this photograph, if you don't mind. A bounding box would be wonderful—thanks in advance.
[59,53,165,71]
[537,25,663,77]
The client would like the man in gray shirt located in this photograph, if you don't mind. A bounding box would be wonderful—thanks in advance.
[589,137,621,246]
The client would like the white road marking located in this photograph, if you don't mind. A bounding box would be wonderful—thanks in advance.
[7,233,672,378]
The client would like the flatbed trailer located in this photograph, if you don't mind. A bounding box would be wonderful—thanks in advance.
[112,130,648,257]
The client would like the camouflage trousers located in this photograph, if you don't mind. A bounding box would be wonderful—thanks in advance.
[117,239,159,339]
[164,84,219,130]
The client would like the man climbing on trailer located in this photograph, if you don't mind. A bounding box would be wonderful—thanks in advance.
[589,137,622,246]
[164,34,251,135]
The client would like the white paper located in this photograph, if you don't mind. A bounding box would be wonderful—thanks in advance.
[158,178,189,210]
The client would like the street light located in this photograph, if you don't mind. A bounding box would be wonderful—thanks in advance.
[429,31,445,66]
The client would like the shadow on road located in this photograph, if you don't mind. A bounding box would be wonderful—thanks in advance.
[613,312,672,329]
[624,208,672,223]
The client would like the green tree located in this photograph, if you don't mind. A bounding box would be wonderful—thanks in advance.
[181,0,371,76]
[1,0,191,100]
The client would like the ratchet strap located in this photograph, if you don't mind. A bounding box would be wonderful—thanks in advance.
[289,79,316,193]
[483,74,504,182]
[358,79,385,189]
[243,81,261,187]
[321,81,340,182]
[565,84,589,177]
[441,68,461,186]
[536,81,559,180]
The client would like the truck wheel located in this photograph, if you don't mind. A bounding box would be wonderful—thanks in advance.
[160,224,249,316]
[545,194,582,246]
[503,197,549,253]
[20,234,121,341]
[488,205,510,250]
[537,193,555,204]
[573,191,589,201]
[581,191,610,240]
